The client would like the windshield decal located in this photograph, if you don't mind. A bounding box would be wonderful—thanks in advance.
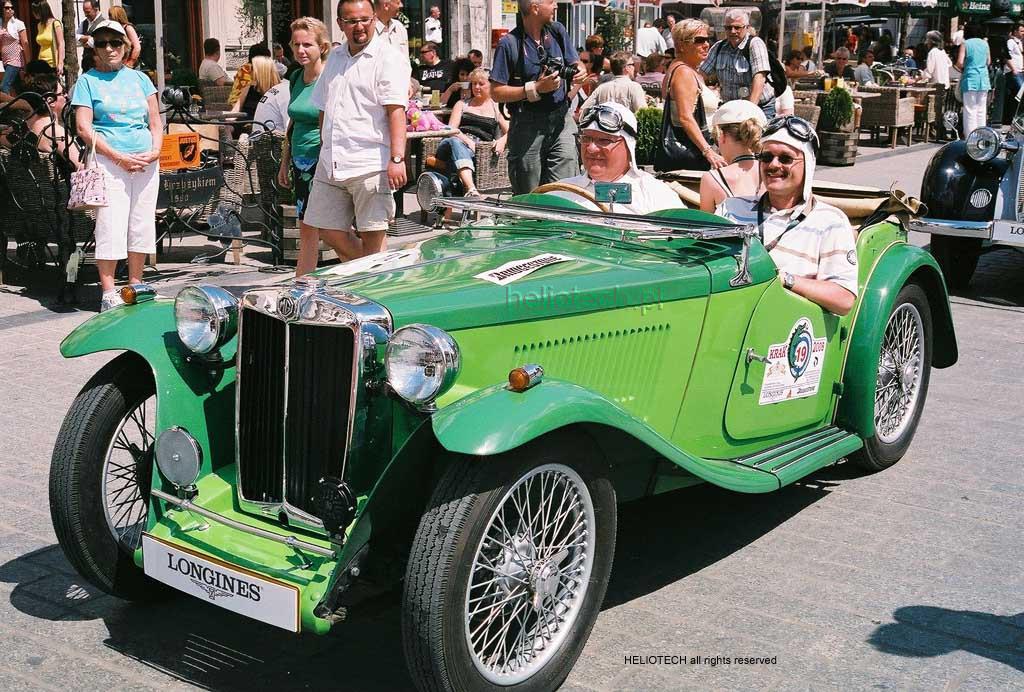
[758,317,827,405]
[474,253,574,286]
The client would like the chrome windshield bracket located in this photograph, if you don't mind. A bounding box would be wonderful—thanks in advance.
[730,233,754,287]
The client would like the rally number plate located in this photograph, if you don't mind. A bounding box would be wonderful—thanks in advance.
[991,221,1024,247]
[142,534,300,632]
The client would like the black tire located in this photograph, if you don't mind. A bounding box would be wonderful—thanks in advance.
[929,235,981,291]
[851,283,933,472]
[402,434,616,692]
[49,353,168,601]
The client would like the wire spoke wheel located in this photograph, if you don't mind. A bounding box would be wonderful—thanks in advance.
[874,303,924,444]
[464,464,596,685]
[101,394,155,553]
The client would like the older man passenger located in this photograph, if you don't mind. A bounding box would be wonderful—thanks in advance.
[716,116,858,316]
[548,102,682,214]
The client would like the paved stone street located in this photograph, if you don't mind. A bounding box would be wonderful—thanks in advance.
[1,144,1022,691]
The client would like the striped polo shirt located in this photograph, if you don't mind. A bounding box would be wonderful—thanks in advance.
[716,195,859,297]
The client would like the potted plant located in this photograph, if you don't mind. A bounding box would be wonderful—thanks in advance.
[818,87,858,166]
[635,106,662,167]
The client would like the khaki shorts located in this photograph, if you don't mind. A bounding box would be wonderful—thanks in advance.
[304,169,394,233]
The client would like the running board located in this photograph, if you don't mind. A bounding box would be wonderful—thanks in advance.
[722,426,864,489]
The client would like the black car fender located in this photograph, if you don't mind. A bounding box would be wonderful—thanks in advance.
[920,141,1009,221]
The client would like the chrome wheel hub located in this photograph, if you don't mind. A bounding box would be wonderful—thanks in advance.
[464,464,596,685]
[101,395,155,552]
[874,304,925,444]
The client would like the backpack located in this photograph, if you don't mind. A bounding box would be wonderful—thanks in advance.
[710,36,788,100]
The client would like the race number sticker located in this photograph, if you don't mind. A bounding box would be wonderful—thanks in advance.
[474,254,573,286]
[758,318,827,405]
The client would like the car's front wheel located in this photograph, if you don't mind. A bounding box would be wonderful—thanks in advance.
[49,354,167,601]
[402,435,616,691]
[851,283,933,472]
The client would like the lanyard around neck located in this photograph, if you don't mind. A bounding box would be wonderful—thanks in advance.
[756,194,808,252]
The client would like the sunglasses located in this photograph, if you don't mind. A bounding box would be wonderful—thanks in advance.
[691,36,710,45]
[579,104,637,137]
[757,152,803,166]
[95,39,125,49]
[763,115,820,154]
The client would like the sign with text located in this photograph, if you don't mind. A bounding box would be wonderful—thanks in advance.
[157,166,224,208]
[159,131,202,171]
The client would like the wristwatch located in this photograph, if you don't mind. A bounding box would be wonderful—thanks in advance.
[390,155,405,164]
[782,272,796,290]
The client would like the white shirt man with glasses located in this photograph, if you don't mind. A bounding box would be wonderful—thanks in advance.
[549,102,682,215]
[299,0,410,272]
[716,116,858,316]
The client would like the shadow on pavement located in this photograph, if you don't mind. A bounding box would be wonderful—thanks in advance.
[0,461,855,690]
[953,248,1024,309]
[868,605,1024,673]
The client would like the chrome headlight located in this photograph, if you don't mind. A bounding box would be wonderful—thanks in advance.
[385,324,460,407]
[174,285,238,355]
[965,127,1001,162]
[416,170,451,212]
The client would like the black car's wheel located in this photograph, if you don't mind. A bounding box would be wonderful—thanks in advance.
[929,236,981,291]
[851,283,933,472]
[402,435,616,692]
[50,354,167,601]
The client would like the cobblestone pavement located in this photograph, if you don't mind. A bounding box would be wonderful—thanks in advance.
[1,169,1023,690]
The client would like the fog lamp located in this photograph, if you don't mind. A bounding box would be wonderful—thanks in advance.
[154,426,202,488]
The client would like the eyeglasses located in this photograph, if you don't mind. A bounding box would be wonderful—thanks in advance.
[579,104,637,137]
[756,151,803,166]
[763,115,820,154]
[580,134,624,150]
[95,39,125,49]
[725,24,747,32]
[341,17,375,27]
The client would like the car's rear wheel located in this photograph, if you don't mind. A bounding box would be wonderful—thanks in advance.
[851,283,933,472]
[929,236,981,290]
[49,354,168,601]
[402,435,615,691]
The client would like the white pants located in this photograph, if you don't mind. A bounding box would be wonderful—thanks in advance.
[962,91,988,137]
[93,154,159,261]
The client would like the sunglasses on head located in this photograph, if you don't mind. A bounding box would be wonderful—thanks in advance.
[757,151,803,166]
[95,39,125,49]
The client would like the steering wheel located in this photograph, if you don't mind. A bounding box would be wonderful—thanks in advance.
[531,182,610,213]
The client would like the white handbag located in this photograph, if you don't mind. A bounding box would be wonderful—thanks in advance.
[67,137,109,211]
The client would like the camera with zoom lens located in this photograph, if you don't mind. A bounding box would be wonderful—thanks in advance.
[161,86,192,109]
[539,55,578,82]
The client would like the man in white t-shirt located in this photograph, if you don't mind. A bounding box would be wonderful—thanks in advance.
[299,0,410,273]
[549,103,682,215]
[425,5,442,44]
[375,0,409,56]
[198,38,229,86]
[1005,24,1024,96]
[634,23,667,58]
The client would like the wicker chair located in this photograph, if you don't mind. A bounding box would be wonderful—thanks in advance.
[200,84,233,112]
[421,136,510,191]
[859,86,916,148]
[794,103,821,130]
[918,84,945,143]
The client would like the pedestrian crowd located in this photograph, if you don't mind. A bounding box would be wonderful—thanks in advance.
[0,0,1010,317]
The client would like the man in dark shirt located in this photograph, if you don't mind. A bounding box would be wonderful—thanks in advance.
[490,0,586,194]
[415,42,450,93]
[822,47,856,84]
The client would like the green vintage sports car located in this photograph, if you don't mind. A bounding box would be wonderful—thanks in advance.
[50,194,956,691]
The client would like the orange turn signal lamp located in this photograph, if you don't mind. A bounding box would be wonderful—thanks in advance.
[508,364,544,392]
[119,283,157,305]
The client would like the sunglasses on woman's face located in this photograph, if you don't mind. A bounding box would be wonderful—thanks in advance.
[691,36,710,45]
[95,39,125,49]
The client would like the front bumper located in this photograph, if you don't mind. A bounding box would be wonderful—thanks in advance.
[910,217,1024,247]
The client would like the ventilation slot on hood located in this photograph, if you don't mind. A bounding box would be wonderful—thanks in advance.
[511,324,672,416]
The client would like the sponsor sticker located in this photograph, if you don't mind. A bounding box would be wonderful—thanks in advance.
[758,317,827,405]
[142,534,300,632]
[474,253,573,286]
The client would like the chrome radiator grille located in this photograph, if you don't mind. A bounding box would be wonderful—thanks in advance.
[236,304,356,525]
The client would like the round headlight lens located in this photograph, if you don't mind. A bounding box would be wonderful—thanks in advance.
[965,127,1000,162]
[174,285,238,355]
[385,324,460,406]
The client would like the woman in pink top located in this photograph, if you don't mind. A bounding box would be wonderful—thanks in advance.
[0,2,30,94]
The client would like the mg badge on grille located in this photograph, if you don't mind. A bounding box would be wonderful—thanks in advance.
[278,295,299,320]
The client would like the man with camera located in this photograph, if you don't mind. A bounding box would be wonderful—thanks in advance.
[490,0,586,195]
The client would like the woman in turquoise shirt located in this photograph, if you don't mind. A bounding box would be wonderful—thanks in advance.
[956,24,991,136]
[72,20,162,312]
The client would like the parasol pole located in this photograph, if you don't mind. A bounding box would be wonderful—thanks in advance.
[778,0,787,60]
[155,0,165,96]
[819,0,826,68]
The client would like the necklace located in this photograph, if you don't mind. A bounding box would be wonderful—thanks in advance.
[731,154,757,164]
